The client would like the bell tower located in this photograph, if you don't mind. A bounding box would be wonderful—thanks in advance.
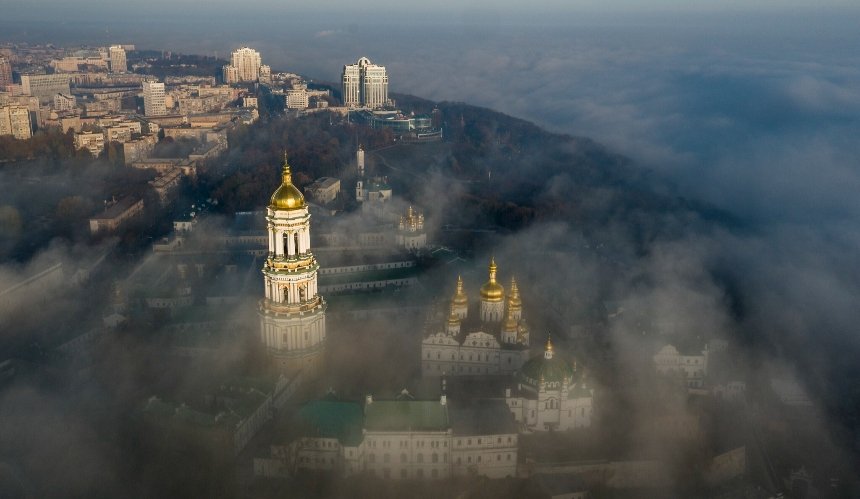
[259,154,326,375]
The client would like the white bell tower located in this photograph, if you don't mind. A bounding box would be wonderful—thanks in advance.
[259,154,326,375]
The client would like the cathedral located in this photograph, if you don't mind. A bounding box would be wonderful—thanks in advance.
[504,337,593,431]
[421,258,531,377]
[259,155,327,375]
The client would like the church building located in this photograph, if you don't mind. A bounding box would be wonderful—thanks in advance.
[259,154,327,375]
[421,258,531,377]
[504,337,593,431]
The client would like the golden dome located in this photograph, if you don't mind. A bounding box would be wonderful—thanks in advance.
[269,154,305,210]
[480,257,505,302]
[447,305,461,325]
[452,275,468,307]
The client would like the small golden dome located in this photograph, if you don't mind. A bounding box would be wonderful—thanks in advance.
[480,257,505,302]
[452,275,468,307]
[447,306,461,325]
[269,154,305,210]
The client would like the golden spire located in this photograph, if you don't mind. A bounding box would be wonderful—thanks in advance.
[452,275,468,307]
[503,303,517,331]
[544,334,554,359]
[507,276,522,311]
[480,256,504,302]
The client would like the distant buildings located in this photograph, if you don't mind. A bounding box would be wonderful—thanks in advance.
[304,177,341,204]
[223,47,263,83]
[285,88,308,110]
[53,92,76,111]
[142,80,167,116]
[74,131,105,157]
[0,56,11,90]
[20,73,71,102]
[653,343,710,389]
[342,57,389,108]
[0,105,32,139]
[89,197,144,234]
[396,206,427,250]
[109,45,127,73]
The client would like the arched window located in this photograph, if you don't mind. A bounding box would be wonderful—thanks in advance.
[294,233,301,255]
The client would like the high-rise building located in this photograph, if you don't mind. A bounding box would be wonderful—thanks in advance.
[20,74,71,102]
[0,56,12,90]
[230,47,262,83]
[142,81,167,116]
[222,64,239,84]
[341,57,389,108]
[0,105,32,140]
[109,45,127,73]
[259,154,327,375]
[259,64,271,85]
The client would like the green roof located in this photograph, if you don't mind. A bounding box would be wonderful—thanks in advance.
[294,400,365,447]
[364,400,449,432]
[519,354,575,387]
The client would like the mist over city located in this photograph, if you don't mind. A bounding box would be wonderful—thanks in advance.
[0,1,858,498]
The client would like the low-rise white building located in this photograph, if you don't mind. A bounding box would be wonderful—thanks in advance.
[653,344,709,389]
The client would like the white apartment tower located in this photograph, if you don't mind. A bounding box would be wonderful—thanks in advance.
[109,45,127,73]
[259,154,327,375]
[230,47,262,82]
[342,57,389,108]
[142,81,167,116]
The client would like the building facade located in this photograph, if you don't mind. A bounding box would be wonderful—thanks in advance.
[342,57,388,108]
[109,45,127,73]
[259,155,327,375]
[653,344,709,389]
[229,47,262,83]
[504,338,594,432]
[260,394,518,480]
[74,131,105,157]
[0,105,32,139]
[20,74,71,102]
[142,81,167,116]
[421,259,531,378]
[0,56,12,90]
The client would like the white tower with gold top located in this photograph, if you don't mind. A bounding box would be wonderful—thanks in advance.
[259,154,326,374]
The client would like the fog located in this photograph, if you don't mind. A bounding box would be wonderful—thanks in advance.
[1,4,859,496]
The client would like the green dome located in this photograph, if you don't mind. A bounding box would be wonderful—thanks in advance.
[519,354,574,387]
[518,338,574,388]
